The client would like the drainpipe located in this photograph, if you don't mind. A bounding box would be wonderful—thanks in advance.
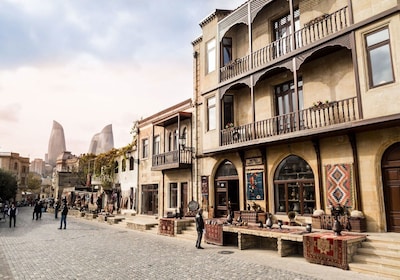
[193,50,199,205]
[349,133,362,211]
[312,138,324,210]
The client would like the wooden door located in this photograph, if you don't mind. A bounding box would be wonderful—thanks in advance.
[382,143,400,232]
[215,181,228,218]
[181,182,188,216]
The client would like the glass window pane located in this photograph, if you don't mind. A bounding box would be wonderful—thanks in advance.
[207,39,216,73]
[208,97,216,131]
[366,28,389,47]
[370,45,394,86]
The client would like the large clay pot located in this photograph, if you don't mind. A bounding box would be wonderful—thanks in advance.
[266,214,273,228]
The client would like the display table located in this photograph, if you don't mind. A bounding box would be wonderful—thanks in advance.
[303,232,366,270]
[222,225,305,257]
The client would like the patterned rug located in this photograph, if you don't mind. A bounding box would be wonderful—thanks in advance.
[303,232,349,269]
[325,163,353,207]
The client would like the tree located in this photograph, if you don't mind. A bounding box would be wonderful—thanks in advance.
[0,169,18,201]
[27,172,42,195]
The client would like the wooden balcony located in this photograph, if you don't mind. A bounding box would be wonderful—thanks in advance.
[151,148,193,171]
[220,7,349,82]
[221,97,358,146]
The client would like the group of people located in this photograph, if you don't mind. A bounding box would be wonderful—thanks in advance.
[5,197,204,248]
[2,198,69,230]
[32,200,43,220]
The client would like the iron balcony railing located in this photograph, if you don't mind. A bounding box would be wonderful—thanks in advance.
[152,148,193,170]
[220,7,349,82]
[221,96,358,146]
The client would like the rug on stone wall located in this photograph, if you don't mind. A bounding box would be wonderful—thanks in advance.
[303,233,348,269]
[325,163,353,208]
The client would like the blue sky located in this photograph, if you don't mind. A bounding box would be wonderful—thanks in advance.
[0,0,244,160]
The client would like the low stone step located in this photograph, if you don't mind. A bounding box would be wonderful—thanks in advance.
[362,241,400,252]
[349,263,399,279]
[353,254,400,270]
[357,247,400,260]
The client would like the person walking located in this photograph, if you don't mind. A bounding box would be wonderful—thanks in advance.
[195,208,205,249]
[59,202,68,230]
[8,203,18,228]
[33,200,41,220]
[54,201,60,219]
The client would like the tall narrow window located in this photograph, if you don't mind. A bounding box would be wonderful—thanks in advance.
[366,27,394,88]
[223,95,234,128]
[273,9,300,55]
[275,78,303,132]
[174,130,179,151]
[221,37,232,66]
[207,96,216,131]
[129,157,134,170]
[181,127,187,149]
[114,161,119,173]
[206,39,216,73]
[169,183,178,208]
[168,132,173,152]
[122,158,126,172]
[153,135,160,155]
[142,139,149,158]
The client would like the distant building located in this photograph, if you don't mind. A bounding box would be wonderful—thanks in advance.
[0,152,29,201]
[30,158,45,176]
[88,124,114,155]
[47,120,67,167]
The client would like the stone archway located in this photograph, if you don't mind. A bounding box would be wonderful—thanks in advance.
[214,160,239,218]
[382,142,400,232]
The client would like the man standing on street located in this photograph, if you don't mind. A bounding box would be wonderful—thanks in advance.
[8,203,18,228]
[59,202,68,230]
[195,208,205,249]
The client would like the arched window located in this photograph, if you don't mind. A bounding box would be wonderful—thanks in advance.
[168,132,173,152]
[122,158,126,172]
[181,127,187,149]
[174,129,179,151]
[274,155,315,215]
[129,157,134,170]
[216,160,238,177]
[114,161,119,173]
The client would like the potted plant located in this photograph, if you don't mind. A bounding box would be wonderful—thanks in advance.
[225,122,234,129]
[288,211,296,226]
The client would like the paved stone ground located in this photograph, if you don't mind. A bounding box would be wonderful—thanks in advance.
[0,207,386,280]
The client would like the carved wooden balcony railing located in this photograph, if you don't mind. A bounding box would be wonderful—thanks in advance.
[152,148,193,171]
[221,96,358,146]
[220,7,349,82]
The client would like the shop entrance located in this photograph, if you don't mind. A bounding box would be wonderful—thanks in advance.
[382,143,400,232]
[214,160,239,218]
[141,184,158,215]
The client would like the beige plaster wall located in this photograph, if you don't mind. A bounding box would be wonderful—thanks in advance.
[355,15,400,119]
[356,127,400,232]
[352,0,398,23]
[199,18,219,93]
[301,48,356,108]
[300,0,347,26]
[200,91,220,152]
[163,170,192,215]
[235,90,252,126]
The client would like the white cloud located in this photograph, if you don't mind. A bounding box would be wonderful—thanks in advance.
[0,0,244,160]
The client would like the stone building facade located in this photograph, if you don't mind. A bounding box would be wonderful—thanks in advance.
[191,0,400,233]
[137,99,194,217]
[0,152,30,202]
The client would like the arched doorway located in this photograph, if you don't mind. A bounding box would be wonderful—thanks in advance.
[214,160,239,218]
[382,143,400,232]
[273,155,316,215]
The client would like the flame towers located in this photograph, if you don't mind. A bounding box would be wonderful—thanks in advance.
[47,120,66,167]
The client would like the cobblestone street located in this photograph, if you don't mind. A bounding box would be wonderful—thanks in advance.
[0,207,385,280]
